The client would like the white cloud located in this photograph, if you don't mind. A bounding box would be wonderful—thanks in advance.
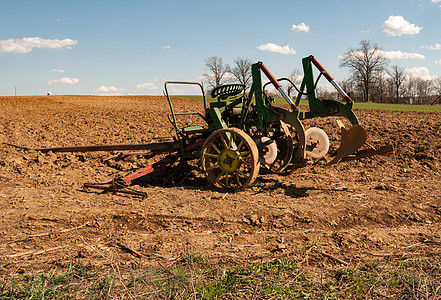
[136,82,158,89]
[382,15,422,36]
[50,69,65,73]
[96,86,124,92]
[163,45,170,49]
[380,50,425,60]
[257,43,296,55]
[48,77,79,85]
[167,85,202,95]
[405,67,437,80]
[290,22,309,33]
[95,85,125,95]
[432,0,441,2]
[339,49,424,61]
[0,37,78,54]
[422,43,441,50]
[435,59,441,65]
[204,72,235,80]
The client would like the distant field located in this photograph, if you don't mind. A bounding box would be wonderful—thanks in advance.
[353,101,441,112]
[177,95,441,112]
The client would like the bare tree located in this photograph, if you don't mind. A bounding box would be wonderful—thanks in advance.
[415,78,433,104]
[316,87,337,100]
[287,69,303,98]
[404,74,417,103]
[371,72,387,103]
[230,57,252,89]
[405,75,434,104]
[384,77,395,102]
[339,40,389,102]
[433,76,441,96]
[204,56,230,90]
[339,78,359,101]
[387,65,406,104]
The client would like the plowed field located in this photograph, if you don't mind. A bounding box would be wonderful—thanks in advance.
[1,95,440,280]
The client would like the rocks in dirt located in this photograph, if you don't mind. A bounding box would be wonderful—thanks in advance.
[401,209,424,222]
[374,183,396,191]
[273,243,287,252]
[242,214,265,226]
[414,152,435,161]
[332,232,358,249]
[431,205,441,215]
[269,237,288,252]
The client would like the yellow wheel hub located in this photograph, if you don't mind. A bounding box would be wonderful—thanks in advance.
[218,149,239,173]
[200,128,260,191]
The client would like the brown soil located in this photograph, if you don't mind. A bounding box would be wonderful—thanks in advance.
[1,95,440,277]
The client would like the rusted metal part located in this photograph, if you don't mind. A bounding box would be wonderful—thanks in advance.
[27,138,206,197]
[338,144,394,163]
[36,141,180,153]
[101,139,205,163]
[183,139,205,152]
[118,153,178,184]
[326,121,367,166]
[83,153,179,197]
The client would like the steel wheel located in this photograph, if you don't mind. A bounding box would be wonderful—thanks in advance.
[201,128,259,191]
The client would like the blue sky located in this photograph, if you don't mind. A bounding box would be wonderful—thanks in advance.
[1,0,440,96]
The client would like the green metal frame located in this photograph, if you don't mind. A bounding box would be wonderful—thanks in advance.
[295,56,360,125]
[164,81,211,156]
[164,55,361,165]
[245,63,306,164]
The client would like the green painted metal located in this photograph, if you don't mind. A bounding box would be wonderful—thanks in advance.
[246,63,306,164]
[164,55,362,166]
[296,56,360,125]
[164,81,211,156]
[206,107,228,130]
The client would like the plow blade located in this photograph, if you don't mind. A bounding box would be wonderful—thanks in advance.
[339,144,394,163]
[327,124,367,165]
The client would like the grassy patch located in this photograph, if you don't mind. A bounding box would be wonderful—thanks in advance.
[0,263,102,299]
[353,102,441,112]
[1,255,440,299]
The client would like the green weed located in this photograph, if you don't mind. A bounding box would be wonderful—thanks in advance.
[1,255,440,299]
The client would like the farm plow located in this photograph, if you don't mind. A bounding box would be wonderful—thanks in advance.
[20,55,393,196]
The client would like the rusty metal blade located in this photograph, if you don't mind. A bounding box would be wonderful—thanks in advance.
[327,124,367,165]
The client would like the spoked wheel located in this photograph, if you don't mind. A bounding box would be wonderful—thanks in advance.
[201,128,260,191]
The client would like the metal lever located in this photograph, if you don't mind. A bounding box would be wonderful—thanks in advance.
[258,62,298,111]
[309,55,353,104]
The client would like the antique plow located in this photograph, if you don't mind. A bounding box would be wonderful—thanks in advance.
[16,55,392,196]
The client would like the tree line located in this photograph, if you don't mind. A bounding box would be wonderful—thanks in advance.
[204,40,441,105]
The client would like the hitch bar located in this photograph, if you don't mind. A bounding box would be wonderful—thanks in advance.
[36,141,180,153]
